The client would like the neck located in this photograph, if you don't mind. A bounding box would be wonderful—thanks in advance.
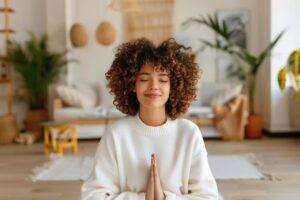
[139,107,167,126]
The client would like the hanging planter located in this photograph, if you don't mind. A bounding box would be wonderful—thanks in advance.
[70,23,88,47]
[95,21,116,46]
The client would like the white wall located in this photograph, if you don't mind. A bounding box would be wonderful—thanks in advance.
[68,0,122,106]
[2,0,294,132]
[0,0,47,128]
[175,0,266,84]
[269,0,300,131]
[54,0,266,105]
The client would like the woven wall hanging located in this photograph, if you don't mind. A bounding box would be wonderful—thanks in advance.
[123,0,175,45]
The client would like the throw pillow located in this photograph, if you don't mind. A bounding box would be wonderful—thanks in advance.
[74,82,98,107]
[210,83,243,105]
[56,85,95,108]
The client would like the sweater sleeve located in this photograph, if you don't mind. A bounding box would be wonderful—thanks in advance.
[81,130,146,200]
[163,127,219,200]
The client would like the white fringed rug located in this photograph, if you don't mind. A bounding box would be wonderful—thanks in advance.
[31,153,276,182]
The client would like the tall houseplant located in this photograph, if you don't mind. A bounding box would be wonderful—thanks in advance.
[183,14,284,137]
[278,49,300,95]
[277,49,300,128]
[3,33,70,138]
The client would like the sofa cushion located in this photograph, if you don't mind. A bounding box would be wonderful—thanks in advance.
[56,85,95,108]
[74,82,98,107]
[187,106,215,118]
[210,83,243,105]
[54,106,107,119]
[196,82,243,106]
[53,106,126,120]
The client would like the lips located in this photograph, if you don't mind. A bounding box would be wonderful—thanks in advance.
[145,93,162,98]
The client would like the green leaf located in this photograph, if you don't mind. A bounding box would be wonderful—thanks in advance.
[2,32,76,109]
[257,31,285,72]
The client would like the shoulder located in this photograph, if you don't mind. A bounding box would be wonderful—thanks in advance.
[175,117,206,152]
[175,117,201,134]
[105,115,134,137]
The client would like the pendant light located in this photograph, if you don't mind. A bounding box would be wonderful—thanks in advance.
[70,0,88,47]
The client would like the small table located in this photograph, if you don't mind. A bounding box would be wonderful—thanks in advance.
[42,121,78,155]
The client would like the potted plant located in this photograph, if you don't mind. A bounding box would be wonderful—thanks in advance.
[183,14,284,138]
[277,49,300,128]
[2,33,70,139]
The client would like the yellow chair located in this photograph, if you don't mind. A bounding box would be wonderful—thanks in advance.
[42,122,78,155]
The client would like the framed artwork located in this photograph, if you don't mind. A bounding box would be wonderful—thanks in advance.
[215,9,249,82]
[216,9,249,48]
[216,56,234,82]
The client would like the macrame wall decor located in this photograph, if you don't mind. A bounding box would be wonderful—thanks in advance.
[123,0,175,45]
[70,1,88,48]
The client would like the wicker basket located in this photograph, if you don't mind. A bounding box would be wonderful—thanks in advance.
[24,109,48,141]
[0,114,18,144]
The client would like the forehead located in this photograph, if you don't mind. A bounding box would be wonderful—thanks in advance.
[139,62,168,74]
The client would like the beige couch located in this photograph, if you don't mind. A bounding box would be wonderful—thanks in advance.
[52,82,248,140]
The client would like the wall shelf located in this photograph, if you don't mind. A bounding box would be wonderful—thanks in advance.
[0,0,15,115]
[0,7,15,12]
[0,29,15,33]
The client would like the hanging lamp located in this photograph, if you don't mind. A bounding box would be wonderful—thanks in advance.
[95,21,116,46]
[70,1,88,47]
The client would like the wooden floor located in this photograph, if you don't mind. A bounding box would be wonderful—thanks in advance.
[1,136,300,200]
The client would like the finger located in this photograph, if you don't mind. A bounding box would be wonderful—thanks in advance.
[153,155,159,178]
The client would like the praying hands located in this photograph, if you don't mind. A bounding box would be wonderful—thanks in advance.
[146,154,166,200]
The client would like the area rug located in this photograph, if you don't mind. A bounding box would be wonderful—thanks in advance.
[31,153,276,182]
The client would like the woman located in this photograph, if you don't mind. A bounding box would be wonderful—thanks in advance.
[82,38,218,200]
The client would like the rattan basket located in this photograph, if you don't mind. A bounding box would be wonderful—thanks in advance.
[0,114,18,144]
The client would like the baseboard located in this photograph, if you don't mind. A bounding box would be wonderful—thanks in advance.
[263,129,300,137]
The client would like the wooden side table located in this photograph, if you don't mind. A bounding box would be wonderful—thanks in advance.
[42,121,78,155]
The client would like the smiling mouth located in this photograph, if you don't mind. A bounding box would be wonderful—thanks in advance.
[145,94,161,98]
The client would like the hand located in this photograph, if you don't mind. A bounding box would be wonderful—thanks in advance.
[146,155,154,200]
[153,154,165,200]
[146,154,165,200]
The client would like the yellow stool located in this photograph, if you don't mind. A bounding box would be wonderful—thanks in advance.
[42,122,78,155]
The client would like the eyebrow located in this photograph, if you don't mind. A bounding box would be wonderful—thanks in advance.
[138,72,169,76]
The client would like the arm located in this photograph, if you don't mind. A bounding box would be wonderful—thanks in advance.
[81,130,146,200]
[164,128,219,200]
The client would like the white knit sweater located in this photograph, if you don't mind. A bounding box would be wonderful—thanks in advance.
[82,114,218,200]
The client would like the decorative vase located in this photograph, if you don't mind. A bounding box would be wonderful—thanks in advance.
[24,109,48,140]
[245,114,262,139]
[0,114,18,144]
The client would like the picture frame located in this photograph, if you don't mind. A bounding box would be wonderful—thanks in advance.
[215,9,249,48]
[215,9,249,82]
[215,56,234,82]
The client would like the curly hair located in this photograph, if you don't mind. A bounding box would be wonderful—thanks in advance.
[105,38,201,120]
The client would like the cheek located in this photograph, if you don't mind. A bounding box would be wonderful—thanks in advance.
[135,83,146,96]
[164,84,171,95]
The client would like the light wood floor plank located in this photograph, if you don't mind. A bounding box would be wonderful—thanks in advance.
[1,136,300,200]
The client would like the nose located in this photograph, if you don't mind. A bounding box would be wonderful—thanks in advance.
[148,79,159,91]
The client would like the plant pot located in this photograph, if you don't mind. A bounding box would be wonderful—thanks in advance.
[24,109,48,140]
[245,114,262,139]
[0,114,18,144]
